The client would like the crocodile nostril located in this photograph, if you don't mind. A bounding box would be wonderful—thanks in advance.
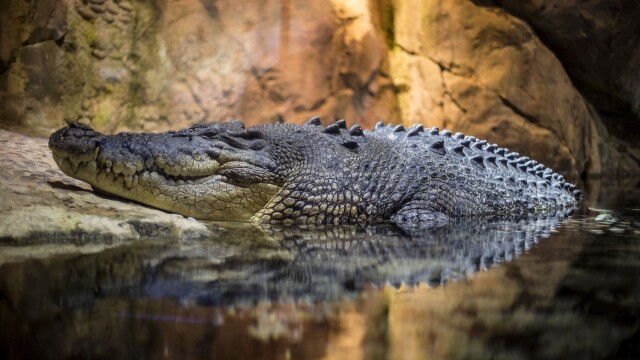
[69,122,95,131]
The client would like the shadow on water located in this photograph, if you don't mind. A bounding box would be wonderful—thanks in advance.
[0,179,639,359]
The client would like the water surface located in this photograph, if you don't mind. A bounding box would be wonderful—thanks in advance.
[0,179,638,359]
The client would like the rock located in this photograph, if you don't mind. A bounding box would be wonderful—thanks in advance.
[89,4,105,14]
[481,0,640,145]
[0,0,638,179]
[76,5,96,21]
[595,213,617,223]
[91,48,107,59]
[103,13,115,23]
[117,1,132,11]
[105,2,119,15]
[388,0,640,179]
[0,205,140,245]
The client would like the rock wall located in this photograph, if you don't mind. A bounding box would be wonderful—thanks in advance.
[1,0,638,179]
[480,0,640,145]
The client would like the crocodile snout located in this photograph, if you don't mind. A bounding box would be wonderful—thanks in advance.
[49,122,101,160]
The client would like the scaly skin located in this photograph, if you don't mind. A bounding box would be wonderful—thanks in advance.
[48,118,583,225]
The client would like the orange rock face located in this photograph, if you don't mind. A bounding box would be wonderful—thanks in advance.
[0,0,638,179]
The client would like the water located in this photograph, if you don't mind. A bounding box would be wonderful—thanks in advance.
[0,179,638,359]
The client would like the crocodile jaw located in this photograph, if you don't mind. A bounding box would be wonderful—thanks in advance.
[49,122,281,221]
[51,149,280,220]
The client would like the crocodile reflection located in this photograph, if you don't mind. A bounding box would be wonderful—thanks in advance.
[1,210,573,306]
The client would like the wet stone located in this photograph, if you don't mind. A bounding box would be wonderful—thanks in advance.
[89,4,105,13]
[76,5,97,20]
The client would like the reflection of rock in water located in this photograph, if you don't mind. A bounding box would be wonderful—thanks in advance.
[0,210,574,307]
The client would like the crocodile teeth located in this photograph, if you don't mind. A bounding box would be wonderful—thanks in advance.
[112,162,124,175]
[123,163,137,176]
[86,161,97,172]
[125,175,133,189]
[71,159,80,173]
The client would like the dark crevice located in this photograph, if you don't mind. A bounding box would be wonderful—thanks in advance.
[199,0,220,21]
[0,55,17,76]
[445,90,468,114]
[47,180,90,193]
[580,160,590,182]
[54,32,67,47]
[377,0,395,49]
[394,41,418,56]
[498,96,538,125]
[498,95,574,162]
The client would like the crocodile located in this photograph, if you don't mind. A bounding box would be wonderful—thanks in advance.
[49,117,583,225]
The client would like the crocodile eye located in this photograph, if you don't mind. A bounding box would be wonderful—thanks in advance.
[228,129,264,140]
[220,134,266,150]
[200,129,221,139]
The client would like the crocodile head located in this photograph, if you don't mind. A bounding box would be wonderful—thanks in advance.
[49,122,283,221]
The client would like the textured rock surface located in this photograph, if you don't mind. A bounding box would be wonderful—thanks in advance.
[0,0,638,179]
[479,0,640,144]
